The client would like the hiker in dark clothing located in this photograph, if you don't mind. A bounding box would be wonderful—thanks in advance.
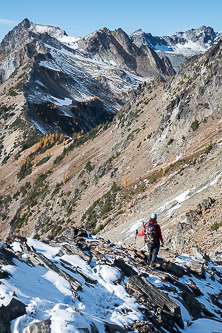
[136,213,164,269]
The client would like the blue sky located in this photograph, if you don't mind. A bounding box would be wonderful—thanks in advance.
[0,0,222,42]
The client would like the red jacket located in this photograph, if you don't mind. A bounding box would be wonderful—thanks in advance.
[137,222,163,243]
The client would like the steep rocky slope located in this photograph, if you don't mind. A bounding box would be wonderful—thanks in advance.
[0,20,221,265]
[152,39,222,162]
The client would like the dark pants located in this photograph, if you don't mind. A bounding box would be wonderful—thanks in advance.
[147,243,160,267]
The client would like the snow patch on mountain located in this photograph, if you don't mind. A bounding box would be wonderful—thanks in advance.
[31,22,67,40]
[157,39,208,55]
[157,171,222,217]
[58,35,82,50]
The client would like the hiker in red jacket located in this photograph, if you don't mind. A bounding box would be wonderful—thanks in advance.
[136,213,164,269]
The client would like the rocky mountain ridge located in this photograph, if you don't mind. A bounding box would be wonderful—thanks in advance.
[0,229,222,332]
[75,27,175,78]
[130,25,222,71]
[0,19,175,137]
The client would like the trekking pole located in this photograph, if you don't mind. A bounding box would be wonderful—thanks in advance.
[134,230,138,248]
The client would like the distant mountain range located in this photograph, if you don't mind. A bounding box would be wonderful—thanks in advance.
[0,19,175,135]
[1,19,221,137]
[130,25,222,71]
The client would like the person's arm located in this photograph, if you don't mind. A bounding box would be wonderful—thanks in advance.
[157,225,164,244]
[137,229,145,237]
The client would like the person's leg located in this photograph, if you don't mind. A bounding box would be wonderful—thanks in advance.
[147,244,152,264]
[150,245,159,268]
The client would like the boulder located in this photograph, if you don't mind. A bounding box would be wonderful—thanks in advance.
[64,227,88,239]
[126,275,184,330]
[23,319,51,333]
[112,259,137,277]
[186,197,215,223]
[180,291,203,319]
[0,298,26,333]
[132,320,154,333]
[209,246,222,263]
[187,282,204,297]
[60,243,91,263]
[103,321,129,333]
[188,260,205,277]
[162,261,184,277]
[192,246,210,261]
[0,247,17,266]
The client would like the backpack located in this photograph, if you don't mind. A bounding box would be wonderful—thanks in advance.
[144,222,158,245]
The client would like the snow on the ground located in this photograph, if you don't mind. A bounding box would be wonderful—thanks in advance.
[10,242,22,252]
[29,119,49,135]
[157,170,222,217]
[155,43,173,52]
[53,97,73,107]
[155,35,211,57]
[120,218,146,243]
[58,35,81,50]
[171,40,208,54]
[1,238,143,332]
[1,237,222,332]
[158,188,190,216]
[27,238,61,259]
[184,318,222,332]
[175,254,222,319]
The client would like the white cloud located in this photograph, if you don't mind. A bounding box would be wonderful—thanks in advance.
[0,19,17,25]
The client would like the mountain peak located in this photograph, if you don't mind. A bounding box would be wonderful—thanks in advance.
[19,17,31,28]
[133,28,143,33]
[0,18,67,50]
[0,18,31,48]
[100,26,110,33]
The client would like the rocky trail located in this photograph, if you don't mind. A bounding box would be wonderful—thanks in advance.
[0,228,222,332]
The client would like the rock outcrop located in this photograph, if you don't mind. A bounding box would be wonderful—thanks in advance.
[23,319,51,333]
[0,298,26,333]
[152,39,222,163]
